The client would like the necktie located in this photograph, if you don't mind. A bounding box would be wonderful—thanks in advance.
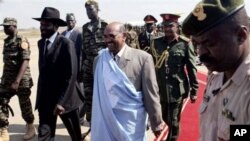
[148,34,151,43]
[44,40,50,56]
[43,40,50,64]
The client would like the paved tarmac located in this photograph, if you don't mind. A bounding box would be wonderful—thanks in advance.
[0,29,208,141]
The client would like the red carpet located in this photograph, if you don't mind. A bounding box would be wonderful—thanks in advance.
[154,71,207,141]
[178,72,207,141]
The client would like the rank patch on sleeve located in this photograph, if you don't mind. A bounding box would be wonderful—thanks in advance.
[21,41,29,49]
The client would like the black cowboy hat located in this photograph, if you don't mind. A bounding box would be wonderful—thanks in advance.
[33,7,67,26]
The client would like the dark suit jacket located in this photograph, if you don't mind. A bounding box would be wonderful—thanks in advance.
[36,33,82,113]
[138,31,150,50]
[62,29,83,79]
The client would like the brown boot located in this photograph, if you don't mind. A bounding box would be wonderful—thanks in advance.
[0,128,3,141]
[23,123,36,140]
[1,127,9,141]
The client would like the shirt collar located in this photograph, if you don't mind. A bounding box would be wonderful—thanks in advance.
[116,44,126,58]
[110,44,126,59]
[47,32,57,44]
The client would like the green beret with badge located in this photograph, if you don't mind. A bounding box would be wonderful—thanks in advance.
[182,0,245,36]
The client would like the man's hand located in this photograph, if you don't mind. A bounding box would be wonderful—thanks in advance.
[153,129,162,138]
[190,95,197,103]
[10,81,19,92]
[53,104,65,115]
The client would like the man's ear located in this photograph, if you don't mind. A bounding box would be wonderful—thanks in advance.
[237,25,248,44]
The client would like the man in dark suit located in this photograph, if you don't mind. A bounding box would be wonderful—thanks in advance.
[33,7,82,141]
[62,13,84,76]
[61,13,85,124]
[91,22,164,141]
[138,15,164,53]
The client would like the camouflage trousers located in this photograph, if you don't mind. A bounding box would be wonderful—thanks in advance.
[84,90,92,122]
[0,87,34,128]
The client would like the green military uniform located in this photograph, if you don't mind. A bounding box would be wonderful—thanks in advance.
[0,33,34,128]
[82,18,107,122]
[151,13,199,141]
[153,35,199,141]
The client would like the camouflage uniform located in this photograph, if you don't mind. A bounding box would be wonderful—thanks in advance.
[126,30,138,48]
[0,34,34,128]
[82,18,107,122]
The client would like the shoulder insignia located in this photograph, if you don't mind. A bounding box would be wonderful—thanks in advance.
[21,41,29,49]
[179,35,190,42]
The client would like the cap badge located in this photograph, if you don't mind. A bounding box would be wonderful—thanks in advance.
[192,3,207,21]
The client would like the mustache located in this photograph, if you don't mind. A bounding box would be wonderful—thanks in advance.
[199,55,216,64]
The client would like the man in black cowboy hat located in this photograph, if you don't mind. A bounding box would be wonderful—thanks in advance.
[33,7,83,141]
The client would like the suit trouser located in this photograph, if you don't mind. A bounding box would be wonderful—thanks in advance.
[38,108,82,141]
[161,100,183,141]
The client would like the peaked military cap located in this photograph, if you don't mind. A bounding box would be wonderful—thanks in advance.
[0,17,17,26]
[160,13,180,26]
[144,15,157,23]
[182,0,245,36]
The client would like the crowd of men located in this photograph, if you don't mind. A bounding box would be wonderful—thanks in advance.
[1,0,250,141]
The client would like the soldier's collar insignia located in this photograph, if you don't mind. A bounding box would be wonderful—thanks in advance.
[21,41,29,50]
[192,2,207,21]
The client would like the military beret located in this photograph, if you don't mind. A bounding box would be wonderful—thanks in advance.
[144,15,157,23]
[85,0,99,10]
[0,17,17,26]
[160,13,180,26]
[182,0,245,36]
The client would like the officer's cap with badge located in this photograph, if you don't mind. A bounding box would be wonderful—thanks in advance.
[182,0,245,36]
[0,17,17,26]
[144,15,157,24]
[160,13,181,26]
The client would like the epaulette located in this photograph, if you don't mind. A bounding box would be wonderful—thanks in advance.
[152,35,162,40]
[179,35,191,42]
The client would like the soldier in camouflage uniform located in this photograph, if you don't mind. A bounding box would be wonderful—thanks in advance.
[81,0,107,140]
[151,14,199,141]
[125,24,139,49]
[0,17,35,141]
